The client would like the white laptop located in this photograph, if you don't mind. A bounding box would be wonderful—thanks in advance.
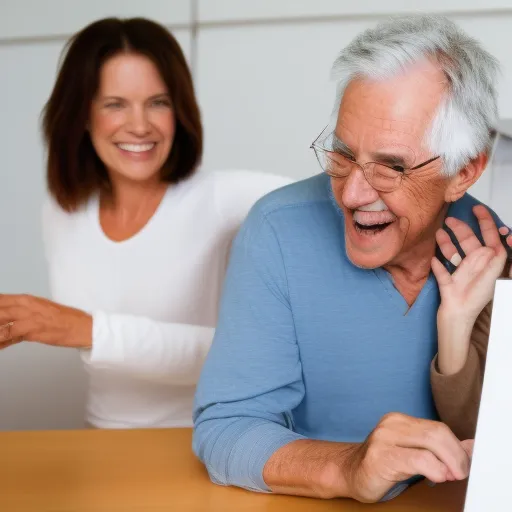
[463,279,512,511]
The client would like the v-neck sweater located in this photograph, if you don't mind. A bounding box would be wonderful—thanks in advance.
[193,172,505,492]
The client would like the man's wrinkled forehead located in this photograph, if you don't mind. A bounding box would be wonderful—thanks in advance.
[335,106,425,162]
[337,107,421,139]
[336,60,448,142]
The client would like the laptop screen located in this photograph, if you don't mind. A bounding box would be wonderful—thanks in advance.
[463,279,512,511]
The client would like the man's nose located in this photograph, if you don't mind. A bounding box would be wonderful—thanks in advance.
[341,167,380,210]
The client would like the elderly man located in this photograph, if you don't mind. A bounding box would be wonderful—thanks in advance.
[193,15,505,503]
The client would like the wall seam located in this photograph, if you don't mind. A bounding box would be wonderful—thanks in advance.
[190,0,199,81]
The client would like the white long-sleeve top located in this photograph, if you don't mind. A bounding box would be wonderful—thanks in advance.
[42,169,292,428]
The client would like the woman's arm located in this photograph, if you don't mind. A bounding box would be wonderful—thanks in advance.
[81,312,214,385]
[430,205,511,439]
[5,195,215,385]
[431,301,491,440]
[0,293,214,385]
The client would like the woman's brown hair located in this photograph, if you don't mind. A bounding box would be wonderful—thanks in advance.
[42,17,202,211]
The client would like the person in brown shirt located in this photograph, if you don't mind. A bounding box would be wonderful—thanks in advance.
[430,204,512,440]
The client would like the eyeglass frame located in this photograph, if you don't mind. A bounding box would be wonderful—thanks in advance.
[310,125,441,192]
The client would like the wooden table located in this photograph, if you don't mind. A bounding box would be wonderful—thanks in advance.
[0,428,467,511]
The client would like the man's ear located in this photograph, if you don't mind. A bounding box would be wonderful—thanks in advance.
[445,152,489,203]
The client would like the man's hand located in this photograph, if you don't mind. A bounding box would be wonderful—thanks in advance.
[342,413,472,503]
[0,294,92,349]
[265,412,473,503]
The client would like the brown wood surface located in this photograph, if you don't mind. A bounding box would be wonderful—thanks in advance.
[0,428,468,511]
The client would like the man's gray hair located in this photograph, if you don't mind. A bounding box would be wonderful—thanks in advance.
[331,15,500,176]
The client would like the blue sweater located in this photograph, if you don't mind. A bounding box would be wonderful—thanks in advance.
[193,173,504,493]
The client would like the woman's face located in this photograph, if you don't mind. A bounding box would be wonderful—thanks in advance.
[89,53,175,186]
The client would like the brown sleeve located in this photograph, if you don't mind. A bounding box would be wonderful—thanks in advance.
[430,301,492,440]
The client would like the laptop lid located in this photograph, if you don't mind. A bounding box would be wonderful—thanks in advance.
[463,279,512,511]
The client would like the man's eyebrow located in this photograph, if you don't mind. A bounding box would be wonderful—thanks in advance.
[332,134,354,155]
[332,134,410,169]
[369,151,408,168]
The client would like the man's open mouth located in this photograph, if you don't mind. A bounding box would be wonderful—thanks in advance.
[354,220,394,234]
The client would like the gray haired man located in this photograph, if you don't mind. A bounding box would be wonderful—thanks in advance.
[193,15,506,502]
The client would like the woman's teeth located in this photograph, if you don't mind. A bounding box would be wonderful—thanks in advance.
[117,143,155,152]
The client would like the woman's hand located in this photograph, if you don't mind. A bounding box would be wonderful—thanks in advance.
[432,205,511,321]
[431,204,511,375]
[0,294,92,349]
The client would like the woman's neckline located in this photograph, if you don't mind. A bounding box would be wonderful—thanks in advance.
[90,183,173,247]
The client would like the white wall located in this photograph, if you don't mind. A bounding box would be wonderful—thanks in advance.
[197,9,512,205]
[1,0,511,430]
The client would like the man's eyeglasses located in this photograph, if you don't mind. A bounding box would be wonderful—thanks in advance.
[310,126,440,193]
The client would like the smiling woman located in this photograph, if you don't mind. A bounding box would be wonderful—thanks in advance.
[89,54,175,191]
[43,17,202,212]
[0,17,292,429]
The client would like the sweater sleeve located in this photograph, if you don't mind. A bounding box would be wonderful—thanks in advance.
[430,301,491,440]
[79,313,214,386]
[192,208,306,492]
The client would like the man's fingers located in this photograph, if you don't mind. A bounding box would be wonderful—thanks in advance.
[445,217,482,257]
[404,448,451,484]
[461,439,475,459]
[398,420,470,480]
[424,430,470,481]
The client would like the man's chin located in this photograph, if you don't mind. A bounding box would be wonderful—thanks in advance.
[346,251,383,270]
[345,240,398,270]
